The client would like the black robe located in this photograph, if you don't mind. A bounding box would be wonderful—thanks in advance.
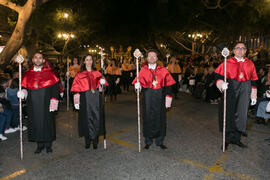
[132,65,176,138]
[142,87,167,138]
[26,83,59,142]
[78,90,105,139]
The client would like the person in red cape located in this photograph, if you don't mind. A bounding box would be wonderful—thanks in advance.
[215,42,258,150]
[71,54,108,149]
[17,53,59,154]
[132,49,176,150]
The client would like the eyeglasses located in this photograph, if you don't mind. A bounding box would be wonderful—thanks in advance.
[234,47,247,51]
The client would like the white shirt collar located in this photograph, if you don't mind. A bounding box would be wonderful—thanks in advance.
[33,66,42,72]
[148,63,157,70]
[234,56,245,62]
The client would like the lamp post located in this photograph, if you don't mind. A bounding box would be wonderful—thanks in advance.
[57,32,75,111]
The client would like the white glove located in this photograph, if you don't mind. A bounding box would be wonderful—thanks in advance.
[221,82,228,91]
[266,90,270,98]
[134,82,141,91]
[115,78,120,84]
[60,92,64,98]
[17,89,27,99]
[250,99,257,106]
[100,78,106,85]
[66,72,70,77]
[165,96,172,108]
[74,104,80,110]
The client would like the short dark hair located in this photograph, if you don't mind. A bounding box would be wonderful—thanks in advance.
[146,49,159,57]
[80,54,96,72]
[233,42,247,49]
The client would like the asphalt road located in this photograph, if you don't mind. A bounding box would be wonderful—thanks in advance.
[0,92,269,180]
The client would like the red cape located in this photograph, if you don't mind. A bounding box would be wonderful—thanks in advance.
[132,64,175,89]
[22,67,59,89]
[215,57,258,81]
[71,70,108,92]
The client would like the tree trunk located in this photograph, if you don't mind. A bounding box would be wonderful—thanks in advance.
[0,0,50,65]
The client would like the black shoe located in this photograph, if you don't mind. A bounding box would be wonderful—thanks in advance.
[144,144,150,149]
[46,147,53,153]
[93,144,98,149]
[158,144,167,150]
[232,141,247,148]
[34,147,44,154]
[242,132,248,137]
[85,144,90,149]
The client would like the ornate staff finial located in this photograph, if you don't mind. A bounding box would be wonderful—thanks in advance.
[221,47,229,58]
[15,54,24,64]
[134,49,142,59]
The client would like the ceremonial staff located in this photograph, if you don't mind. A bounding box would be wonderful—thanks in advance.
[100,50,107,149]
[221,47,229,152]
[15,54,24,160]
[134,49,142,152]
[166,53,170,64]
[66,57,70,111]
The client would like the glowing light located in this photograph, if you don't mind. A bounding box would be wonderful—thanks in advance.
[64,13,69,18]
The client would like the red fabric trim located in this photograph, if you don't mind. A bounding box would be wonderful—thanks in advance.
[22,67,59,89]
[166,95,172,98]
[251,86,257,89]
[50,98,58,101]
[215,57,258,81]
[132,65,176,89]
[71,70,108,92]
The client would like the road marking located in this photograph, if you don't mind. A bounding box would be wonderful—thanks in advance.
[108,137,137,149]
[107,127,135,138]
[0,127,134,180]
[203,173,214,180]
[109,137,258,180]
[0,170,26,180]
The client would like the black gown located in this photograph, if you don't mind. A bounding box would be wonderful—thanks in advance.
[27,83,59,142]
[78,90,105,140]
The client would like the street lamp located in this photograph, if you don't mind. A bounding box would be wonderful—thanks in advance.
[63,13,69,19]
[57,32,75,57]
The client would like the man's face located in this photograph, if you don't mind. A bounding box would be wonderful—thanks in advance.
[233,43,247,59]
[147,52,158,64]
[32,53,45,67]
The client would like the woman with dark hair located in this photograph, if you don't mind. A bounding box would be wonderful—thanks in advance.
[105,59,121,102]
[71,54,108,149]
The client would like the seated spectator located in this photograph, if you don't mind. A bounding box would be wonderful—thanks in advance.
[255,71,270,125]
[0,86,14,141]
[6,78,19,130]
